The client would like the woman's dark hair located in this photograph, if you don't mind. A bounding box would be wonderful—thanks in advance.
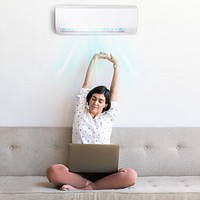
[86,86,111,112]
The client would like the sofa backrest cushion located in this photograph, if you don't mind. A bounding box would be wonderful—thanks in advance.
[112,127,200,176]
[0,127,71,176]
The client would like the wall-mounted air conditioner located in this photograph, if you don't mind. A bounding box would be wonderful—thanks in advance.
[55,5,138,35]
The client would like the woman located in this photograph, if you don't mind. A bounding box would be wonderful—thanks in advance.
[46,52,137,190]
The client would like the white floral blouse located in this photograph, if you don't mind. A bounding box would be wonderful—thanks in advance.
[72,88,118,144]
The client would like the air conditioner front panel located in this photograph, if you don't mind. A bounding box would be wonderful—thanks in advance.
[55,5,138,35]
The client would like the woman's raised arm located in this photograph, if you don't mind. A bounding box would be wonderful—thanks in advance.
[103,53,120,102]
[82,54,98,88]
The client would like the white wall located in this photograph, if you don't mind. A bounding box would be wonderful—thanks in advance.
[0,0,200,127]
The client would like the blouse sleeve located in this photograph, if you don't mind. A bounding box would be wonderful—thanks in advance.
[74,88,90,113]
[106,101,118,122]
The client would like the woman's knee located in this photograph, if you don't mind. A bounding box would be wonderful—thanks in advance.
[46,164,68,183]
[119,168,137,186]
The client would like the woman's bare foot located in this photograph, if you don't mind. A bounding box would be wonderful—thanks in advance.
[59,180,93,191]
[60,184,79,191]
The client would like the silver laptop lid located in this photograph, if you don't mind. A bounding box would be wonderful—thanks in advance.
[68,144,120,173]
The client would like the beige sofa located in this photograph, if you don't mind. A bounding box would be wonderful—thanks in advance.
[1,127,200,200]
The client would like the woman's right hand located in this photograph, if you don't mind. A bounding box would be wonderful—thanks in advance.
[93,52,107,59]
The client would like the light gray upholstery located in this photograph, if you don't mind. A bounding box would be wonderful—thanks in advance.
[0,127,71,176]
[1,127,200,200]
[111,127,200,176]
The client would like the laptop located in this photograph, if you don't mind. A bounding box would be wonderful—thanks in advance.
[67,143,120,173]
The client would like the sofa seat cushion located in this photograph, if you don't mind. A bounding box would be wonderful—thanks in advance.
[1,176,200,200]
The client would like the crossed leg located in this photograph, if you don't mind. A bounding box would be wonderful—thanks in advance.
[46,164,90,190]
[46,164,137,190]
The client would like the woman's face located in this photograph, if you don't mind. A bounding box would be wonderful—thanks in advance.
[88,93,107,118]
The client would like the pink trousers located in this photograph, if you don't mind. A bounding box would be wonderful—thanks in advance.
[46,164,137,190]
